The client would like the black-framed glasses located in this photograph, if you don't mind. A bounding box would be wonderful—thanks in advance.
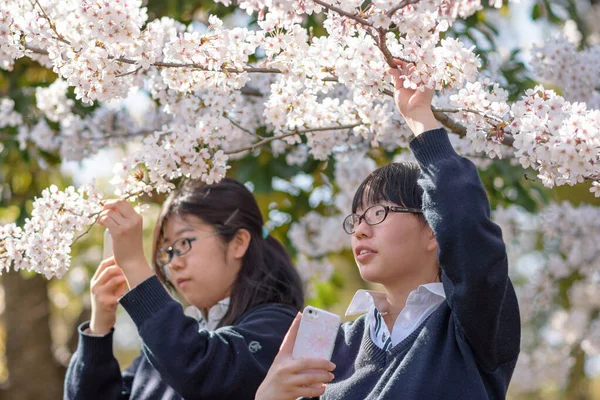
[156,237,197,268]
[343,204,422,235]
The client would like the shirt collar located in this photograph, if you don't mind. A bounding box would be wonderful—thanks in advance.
[345,283,445,317]
[185,297,231,331]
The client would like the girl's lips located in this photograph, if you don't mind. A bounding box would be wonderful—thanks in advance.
[176,278,191,287]
[356,250,377,263]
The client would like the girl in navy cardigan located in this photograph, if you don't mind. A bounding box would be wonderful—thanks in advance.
[256,61,520,400]
[64,178,305,400]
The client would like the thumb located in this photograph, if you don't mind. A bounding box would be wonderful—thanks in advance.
[387,68,404,90]
[278,312,302,357]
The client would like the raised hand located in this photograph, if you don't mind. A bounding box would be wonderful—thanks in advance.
[387,59,439,136]
[255,313,336,400]
[89,257,128,335]
[99,199,154,288]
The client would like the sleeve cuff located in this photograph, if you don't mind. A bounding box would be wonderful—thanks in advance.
[76,321,116,364]
[119,275,175,328]
[409,128,459,166]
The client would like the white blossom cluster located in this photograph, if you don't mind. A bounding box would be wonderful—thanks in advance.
[287,154,377,286]
[0,184,104,279]
[0,8,24,70]
[446,80,600,196]
[11,80,166,161]
[531,34,600,109]
[0,98,22,128]
[494,202,600,392]
[0,0,598,282]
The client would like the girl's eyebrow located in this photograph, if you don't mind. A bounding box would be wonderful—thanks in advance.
[162,227,195,244]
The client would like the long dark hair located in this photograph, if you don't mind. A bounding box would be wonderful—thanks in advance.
[152,178,305,327]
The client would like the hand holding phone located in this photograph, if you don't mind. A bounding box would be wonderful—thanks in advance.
[292,306,341,361]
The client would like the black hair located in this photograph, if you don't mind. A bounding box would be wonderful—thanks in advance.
[152,178,304,327]
[352,162,425,223]
[352,162,440,280]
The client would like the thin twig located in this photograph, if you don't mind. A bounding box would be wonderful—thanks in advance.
[116,66,143,77]
[71,190,145,245]
[224,115,265,139]
[240,87,264,97]
[71,212,102,246]
[312,0,372,26]
[433,107,504,123]
[432,110,515,146]
[225,123,362,155]
[386,0,421,18]
[32,0,71,45]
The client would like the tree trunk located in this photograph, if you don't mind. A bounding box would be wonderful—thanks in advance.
[1,271,65,400]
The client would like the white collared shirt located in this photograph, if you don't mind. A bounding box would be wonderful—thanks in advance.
[345,284,446,350]
[185,297,230,332]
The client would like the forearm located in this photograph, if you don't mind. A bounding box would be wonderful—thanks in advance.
[120,278,295,399]
[409,128,520,367]
[122,261,155,289]
[64,324,126,400]
[404,109,440,136]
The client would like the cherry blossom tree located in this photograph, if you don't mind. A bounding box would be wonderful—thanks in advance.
[1,0,600,397]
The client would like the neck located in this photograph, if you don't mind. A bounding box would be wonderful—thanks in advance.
[378,269,439,330]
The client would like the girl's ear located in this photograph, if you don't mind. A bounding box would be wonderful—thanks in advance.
[230,228,252,260]
[425,226,438,253]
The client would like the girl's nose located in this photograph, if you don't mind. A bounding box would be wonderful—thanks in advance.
[168,253,186,269]
[353,218,372,238]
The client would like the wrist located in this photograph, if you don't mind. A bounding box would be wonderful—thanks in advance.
[121,262,155,289]
[404,109,439,136]
[89,321,112,336]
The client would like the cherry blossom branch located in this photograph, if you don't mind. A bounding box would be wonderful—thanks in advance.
[223,114,265,139]
[26,1,513,149]
[115,66,143,78]
[71,190,145,245]
[380,87,515,145]
[225,123,362,156]
[374,27,402,68]
[23,44,285,74]
[313,1,411,67]
[312,0,372,26]
[30,0,285,74]
[386,0,420,18]
[433,107,505,123]
[32,0,70,45]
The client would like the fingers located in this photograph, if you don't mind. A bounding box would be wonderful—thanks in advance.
[292,358,336,373]
[290,370,334,387]
[92,257,116,280]
[387,59,416,91]
[93,263,125,289]
[103,199,140,219]
[98,209,126,230]
[99,200,143,239]
[294,385,327,398]
[278,312,302,357]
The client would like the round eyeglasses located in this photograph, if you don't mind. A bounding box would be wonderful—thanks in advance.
[156,237,198,269]
[343,204,422,235]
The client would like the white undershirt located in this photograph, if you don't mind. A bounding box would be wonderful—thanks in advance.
[345,284,446,350]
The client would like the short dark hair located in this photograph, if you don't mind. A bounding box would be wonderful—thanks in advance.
[152,178,305,327]
[352,162,441,279]
[352,162,425,222]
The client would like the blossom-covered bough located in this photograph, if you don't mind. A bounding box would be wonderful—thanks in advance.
[1,0,600,393]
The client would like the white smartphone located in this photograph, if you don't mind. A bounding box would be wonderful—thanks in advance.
[103,229,113,260]
[292,306,341,361]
